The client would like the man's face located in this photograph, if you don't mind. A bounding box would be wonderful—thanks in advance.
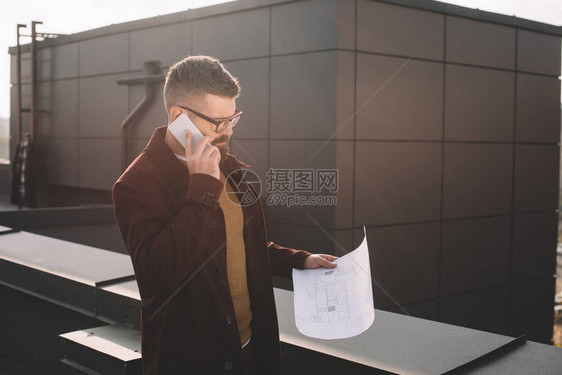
[171,93,236,161]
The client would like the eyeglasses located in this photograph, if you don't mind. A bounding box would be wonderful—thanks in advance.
[174,104,242,133]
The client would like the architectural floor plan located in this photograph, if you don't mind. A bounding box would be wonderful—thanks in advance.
[309,265,353,323]
[293,226,375,339]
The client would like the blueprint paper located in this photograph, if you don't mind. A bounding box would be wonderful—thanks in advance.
[292,226,375,339]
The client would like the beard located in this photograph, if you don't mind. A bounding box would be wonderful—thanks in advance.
[212,136,230,161]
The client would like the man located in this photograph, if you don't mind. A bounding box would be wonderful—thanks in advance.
[112,55,338,375]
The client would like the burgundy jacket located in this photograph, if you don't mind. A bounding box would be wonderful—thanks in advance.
[112,126,311,374]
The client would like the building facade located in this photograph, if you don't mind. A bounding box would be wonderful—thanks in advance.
[9,0,562,344]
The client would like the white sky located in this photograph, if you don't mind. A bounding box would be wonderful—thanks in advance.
[0,0,561,119]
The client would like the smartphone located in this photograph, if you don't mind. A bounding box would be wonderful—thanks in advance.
[167,113,208,152]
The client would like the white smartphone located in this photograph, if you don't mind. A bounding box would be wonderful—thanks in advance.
[167,113,208,152]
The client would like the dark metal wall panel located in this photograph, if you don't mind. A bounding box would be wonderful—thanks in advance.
[444,65,515,142]
[514,144,560,213]
[356,54,444,141]
[129,22,191,72]
[128,81,167,139]
[52,42,79,80]
[442,144,513,219]
[512,212,558,282]
[223,58,270,139]
[517,29,562,76]
[78,138,122,190]
[354,142,442,226]
[78,33,129,77]
[509,277,557,344]
[36,42,79,81]
[357,0,445,60]
[441,216,511,296]
[268,138,340,229]
[270,51,338,140]
[35,137,79,187]
[229,139,268,196]
[271,0,339,55]
[369,221,441,308]
[335,51,355,140]
[446,15,516,69]
[192,7,270,61]
[37,79,79,138]
[515,74,561,143]
[78,73,129,138]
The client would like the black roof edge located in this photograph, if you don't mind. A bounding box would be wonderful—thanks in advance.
[7,0,295,54]
[7,0,562,55]
[377,0,561,35]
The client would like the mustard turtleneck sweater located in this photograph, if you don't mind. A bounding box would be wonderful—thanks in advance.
[218,169,253,347]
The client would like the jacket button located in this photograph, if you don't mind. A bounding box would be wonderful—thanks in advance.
[211,220,217,229]
[224,360,233,370]
[225,315,232,325]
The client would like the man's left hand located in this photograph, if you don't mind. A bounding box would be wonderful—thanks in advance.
[303,254,339,269]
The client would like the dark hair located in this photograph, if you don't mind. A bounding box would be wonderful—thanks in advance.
[163,55,241,115]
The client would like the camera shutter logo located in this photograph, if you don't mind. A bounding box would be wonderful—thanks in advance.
[225,168,262,207]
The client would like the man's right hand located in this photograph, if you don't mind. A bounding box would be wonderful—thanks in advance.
[185,130,221,180]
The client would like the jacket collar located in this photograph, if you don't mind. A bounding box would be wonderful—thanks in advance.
[146,125,251,191]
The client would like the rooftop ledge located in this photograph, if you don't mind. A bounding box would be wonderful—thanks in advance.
[1,224,562,374]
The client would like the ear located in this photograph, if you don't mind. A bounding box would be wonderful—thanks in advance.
[169,106,182,124]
